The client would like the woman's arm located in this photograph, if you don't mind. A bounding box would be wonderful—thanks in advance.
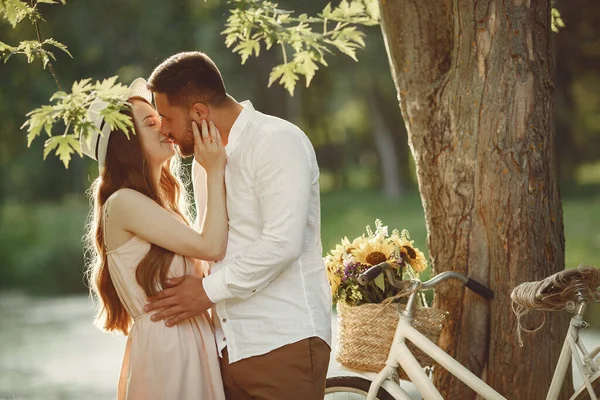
[108,120,228,261]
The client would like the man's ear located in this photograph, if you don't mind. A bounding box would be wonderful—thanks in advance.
[190,103,209,119]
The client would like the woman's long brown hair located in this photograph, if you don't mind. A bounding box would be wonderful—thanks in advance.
[84,98,192,335]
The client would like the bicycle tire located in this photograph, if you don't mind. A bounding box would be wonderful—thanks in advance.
[325,376,395,400]
[572,373,600,400]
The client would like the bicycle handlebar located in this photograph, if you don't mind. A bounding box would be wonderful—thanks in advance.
[357,264,384,285]
[464,277,494,300]
[358,262,494,301]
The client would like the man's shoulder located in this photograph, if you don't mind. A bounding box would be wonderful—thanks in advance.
[251,110,305,138]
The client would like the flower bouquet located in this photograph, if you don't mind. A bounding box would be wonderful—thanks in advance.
[325,219,446,379]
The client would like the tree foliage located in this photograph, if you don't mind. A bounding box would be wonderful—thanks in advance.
[223,0,378,95]
[1,0,133,167]
[0,0,70,68]
[22,77,134,167]
[0,0,566,168]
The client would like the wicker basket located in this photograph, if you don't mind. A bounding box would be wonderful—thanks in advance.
[335,301,447,381]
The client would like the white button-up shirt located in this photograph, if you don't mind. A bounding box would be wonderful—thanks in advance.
[192,101,332,363]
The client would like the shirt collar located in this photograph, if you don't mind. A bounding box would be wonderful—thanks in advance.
[225,100,254,157]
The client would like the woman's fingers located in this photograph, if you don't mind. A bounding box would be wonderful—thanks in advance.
[201,119,212,146]
[192,121,203,150]
[193,119,226,169]
[210,121,222,148]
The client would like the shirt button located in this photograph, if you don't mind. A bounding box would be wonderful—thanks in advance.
[252,289,256,293]
[222,318,227,323]
[223,337,227,341]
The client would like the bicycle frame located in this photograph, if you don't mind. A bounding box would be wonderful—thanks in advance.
[362,298,599,400]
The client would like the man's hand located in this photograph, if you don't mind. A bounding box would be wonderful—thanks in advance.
[143,275,214,327]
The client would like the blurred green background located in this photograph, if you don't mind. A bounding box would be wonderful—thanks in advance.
[1,0,599,398]
[1,0,598,296]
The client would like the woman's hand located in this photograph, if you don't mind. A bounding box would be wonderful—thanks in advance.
[192,120,226,174]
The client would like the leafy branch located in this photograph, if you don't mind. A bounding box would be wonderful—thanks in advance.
[0,0,40,28]
[223,0,565,96]
[0,0,69,89]
[0,38,70,69]
[1,0,569,167]
[21,77,135,168]
[2,0,132,168]
[222,0,379,95]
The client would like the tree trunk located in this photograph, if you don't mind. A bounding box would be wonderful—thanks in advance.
[377,0,570,398]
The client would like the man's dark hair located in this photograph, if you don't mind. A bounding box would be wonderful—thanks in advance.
[147,51,227,109]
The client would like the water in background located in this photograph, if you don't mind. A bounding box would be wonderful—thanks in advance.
[0,294,124,400]
[0,293,595,399]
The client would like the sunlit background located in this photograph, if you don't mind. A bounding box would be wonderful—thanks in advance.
[1,0,599,398]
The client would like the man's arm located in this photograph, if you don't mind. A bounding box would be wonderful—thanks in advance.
[144,130,313,326]
[203,131,312,303]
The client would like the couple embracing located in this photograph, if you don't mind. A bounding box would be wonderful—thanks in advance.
[82,51,332,399]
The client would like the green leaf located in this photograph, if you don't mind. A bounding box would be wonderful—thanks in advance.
[293,51,319,87]
[374,273,385,292]
[551,7,566,33]
[0,40,16,62]
[0,0,32,28]
[55,136,76,168]
[22,104,56,146]
[71,78,93,95]
[67,134,83,157]
[329,38,358,61]
[44,38,72,58]
[268,62,299,95]
[220,0,377,95]
[0,40,14,52]
[338,26,365,47]
[23,75,137,167]
[42,136,60,159]
[268,63,287,87]
[232,39,261,64]
[102,108,134,138]
[321,3,332,18]
[364,0,380,21]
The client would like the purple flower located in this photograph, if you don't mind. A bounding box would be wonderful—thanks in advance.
[342,260,360,281]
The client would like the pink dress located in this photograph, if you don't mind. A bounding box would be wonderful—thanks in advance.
[106,235,225,400]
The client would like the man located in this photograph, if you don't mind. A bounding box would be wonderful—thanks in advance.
[143,51,332,400]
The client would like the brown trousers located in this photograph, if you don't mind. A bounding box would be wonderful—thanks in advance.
[219,337,330,400]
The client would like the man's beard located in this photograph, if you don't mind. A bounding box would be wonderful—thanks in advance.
[177,118,195,157]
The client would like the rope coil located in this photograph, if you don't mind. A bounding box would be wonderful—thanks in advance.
[511,264,600,347]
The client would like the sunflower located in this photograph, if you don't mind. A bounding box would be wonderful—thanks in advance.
[390,230,428,273]
[330,236,353,263]
[351,236,397,267]
[324,256,343,297]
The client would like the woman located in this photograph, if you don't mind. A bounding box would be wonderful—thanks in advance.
[81,78,226,399]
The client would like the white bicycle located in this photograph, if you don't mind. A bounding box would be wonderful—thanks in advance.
[325,263,600,400]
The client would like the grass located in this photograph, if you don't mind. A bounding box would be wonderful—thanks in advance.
[0,189,598,295]
[321,191,428,259]
[562,196,600,268]
[321,190,600,270]
[0,197,89,294]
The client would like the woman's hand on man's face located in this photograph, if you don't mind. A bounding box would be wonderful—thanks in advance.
[192,119,227,174]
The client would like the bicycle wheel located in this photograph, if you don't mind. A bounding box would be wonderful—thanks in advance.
[572,373,600,400]
[325,376,395,400]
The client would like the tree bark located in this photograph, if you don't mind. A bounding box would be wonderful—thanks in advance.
[378,0,570,398]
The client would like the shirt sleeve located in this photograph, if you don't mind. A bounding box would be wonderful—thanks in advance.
[203,131,312,303]
[191,160,207,232]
